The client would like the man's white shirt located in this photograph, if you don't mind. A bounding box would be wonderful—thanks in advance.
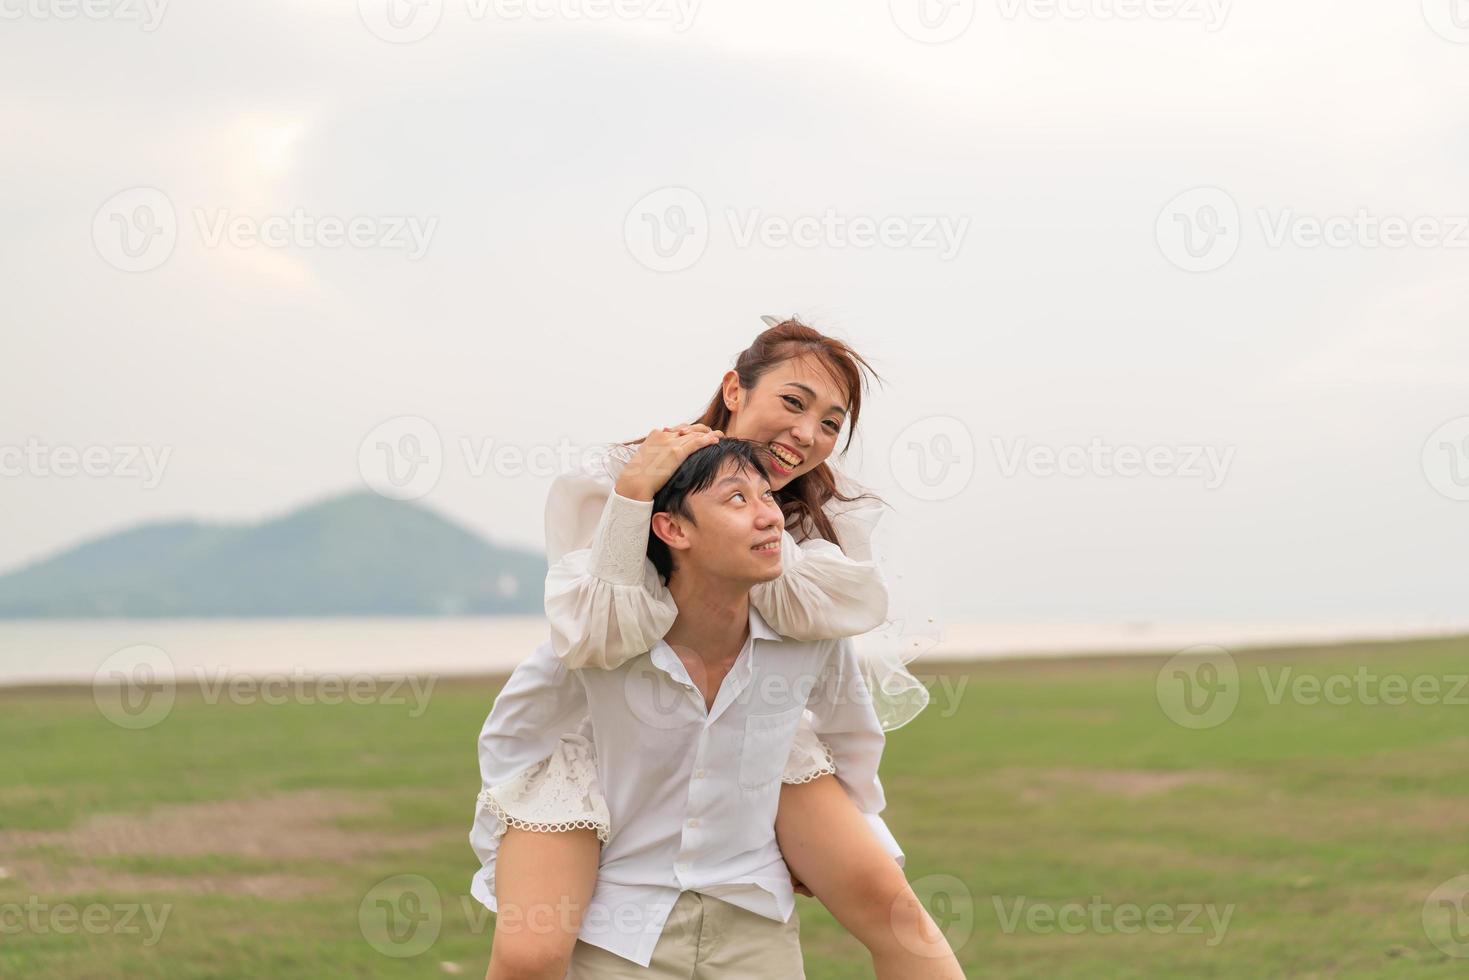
[470,604,903,967]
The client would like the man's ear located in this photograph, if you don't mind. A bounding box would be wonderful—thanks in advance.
[651,511,693,553]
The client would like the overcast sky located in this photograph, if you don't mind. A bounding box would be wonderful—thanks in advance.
[2,0,1465,621]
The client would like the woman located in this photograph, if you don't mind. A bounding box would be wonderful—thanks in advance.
[478,318,963,979]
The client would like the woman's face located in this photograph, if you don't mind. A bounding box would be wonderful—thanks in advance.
[723,354,850,490]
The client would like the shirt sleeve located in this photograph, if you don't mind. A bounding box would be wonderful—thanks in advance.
[542,448,680,670]
[803,637,905,866]
[476,642,590,788]
[469,643,593,911]
[748,497,890,642]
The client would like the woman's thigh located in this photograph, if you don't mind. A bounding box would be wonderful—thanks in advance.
[775,776,911,922]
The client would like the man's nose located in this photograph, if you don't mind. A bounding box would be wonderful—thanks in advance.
[756,499,783,529]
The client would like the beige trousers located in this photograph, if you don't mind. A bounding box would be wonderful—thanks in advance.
[567,891,804,978]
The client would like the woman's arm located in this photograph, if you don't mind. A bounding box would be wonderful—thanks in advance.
[544,493,680,671]
[749,497,891,641]
[543,446,681,670]
[543,442,892,669]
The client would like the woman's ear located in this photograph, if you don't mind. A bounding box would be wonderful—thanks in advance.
[651,512,692,553]
[721,370,741,413]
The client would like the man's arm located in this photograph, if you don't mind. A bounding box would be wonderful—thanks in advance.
[803,637,905,865]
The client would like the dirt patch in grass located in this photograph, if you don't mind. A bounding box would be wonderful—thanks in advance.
[1009,768,1233,802]
[4,858,329,898]
[0,790,454,897]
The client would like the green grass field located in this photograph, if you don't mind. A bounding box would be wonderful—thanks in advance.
[2,634,1468,978]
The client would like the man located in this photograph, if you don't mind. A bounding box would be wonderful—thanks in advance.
[470,439,900,976]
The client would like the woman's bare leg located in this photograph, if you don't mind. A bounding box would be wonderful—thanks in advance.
[486,827,601,980]
[776,775,965,979]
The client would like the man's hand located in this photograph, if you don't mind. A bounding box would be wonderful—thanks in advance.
[614,424,724,501]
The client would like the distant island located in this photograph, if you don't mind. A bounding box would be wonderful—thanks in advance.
[0,490,547,618]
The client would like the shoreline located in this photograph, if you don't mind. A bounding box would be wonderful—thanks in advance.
[3,628,1463,695]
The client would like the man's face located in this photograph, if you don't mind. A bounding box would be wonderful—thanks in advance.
[671,459,785,587]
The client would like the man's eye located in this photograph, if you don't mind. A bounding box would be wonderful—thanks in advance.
[731,492,745,503]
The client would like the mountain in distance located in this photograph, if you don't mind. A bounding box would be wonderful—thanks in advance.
[0,490,547,618]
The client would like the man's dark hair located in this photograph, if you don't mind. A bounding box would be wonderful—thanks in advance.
[645,438,773,585]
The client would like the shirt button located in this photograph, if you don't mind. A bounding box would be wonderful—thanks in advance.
[694,769,706,778]
[687,818,699,828]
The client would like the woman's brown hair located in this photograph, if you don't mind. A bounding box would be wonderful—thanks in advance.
[627,317,881,547]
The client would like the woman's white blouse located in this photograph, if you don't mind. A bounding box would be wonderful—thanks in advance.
[542,445,927,730]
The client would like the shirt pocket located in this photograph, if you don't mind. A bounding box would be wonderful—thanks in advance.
[738,705,805,790]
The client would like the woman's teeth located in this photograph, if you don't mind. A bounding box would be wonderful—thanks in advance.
[768,444,801,468]
[754,541,780,552]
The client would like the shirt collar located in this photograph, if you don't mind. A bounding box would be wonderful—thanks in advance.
[747,602,781,643]
[647,600,777,695]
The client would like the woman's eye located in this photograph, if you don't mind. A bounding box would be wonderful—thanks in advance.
[782,395,803,410]
[823,419,841,432]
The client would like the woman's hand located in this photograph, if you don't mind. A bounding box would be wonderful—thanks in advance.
[614,423,724,501]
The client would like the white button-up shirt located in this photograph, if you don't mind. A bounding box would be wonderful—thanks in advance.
[470,604,902,967]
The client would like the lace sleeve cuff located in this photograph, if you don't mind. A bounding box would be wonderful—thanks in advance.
[586,490,655,588]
